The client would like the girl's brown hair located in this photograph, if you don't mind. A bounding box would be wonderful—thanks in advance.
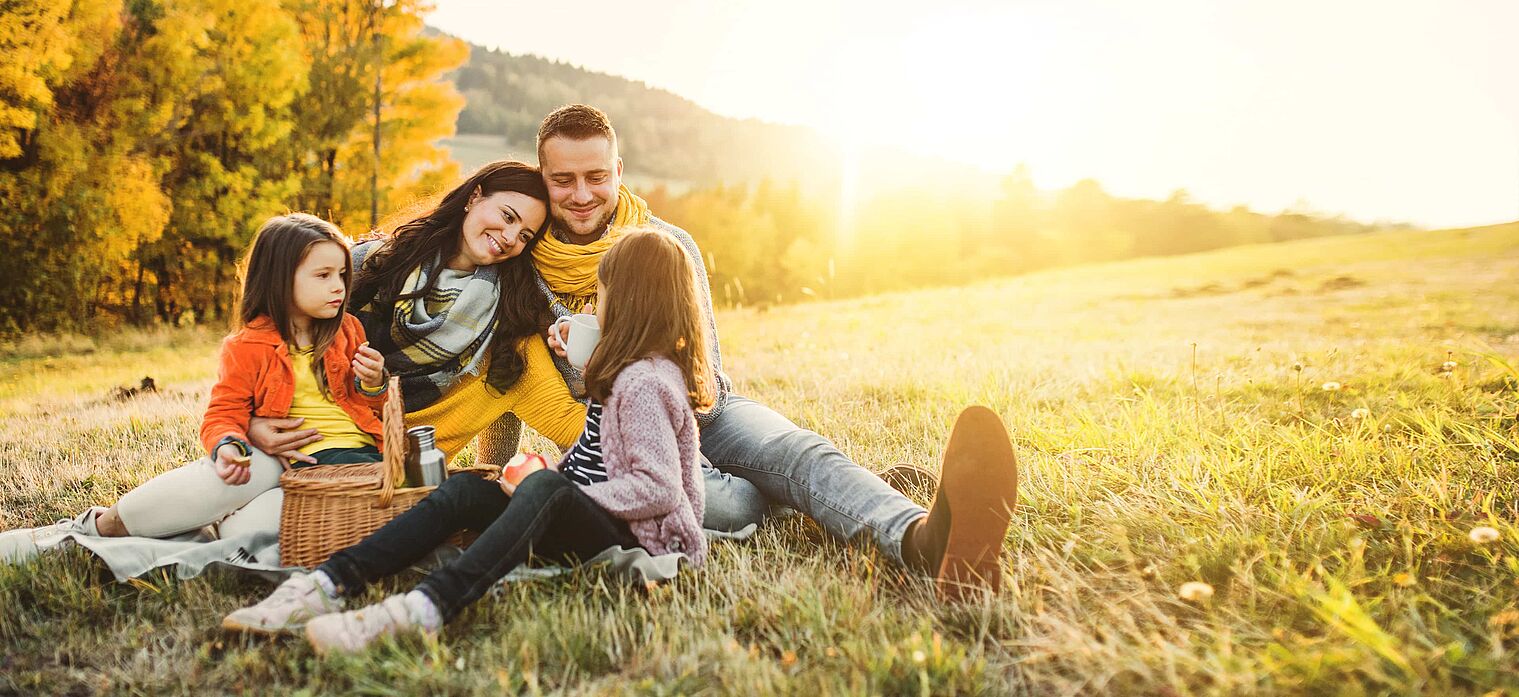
[582,228,715,411]
[238,213,351,399]
[350,160,550,393]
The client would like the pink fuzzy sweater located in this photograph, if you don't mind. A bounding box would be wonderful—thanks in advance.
[575,356,708,565]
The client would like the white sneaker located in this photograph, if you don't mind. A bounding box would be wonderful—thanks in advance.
[221,572,345,635]
[305,595,422,654]
[0,507,105,563]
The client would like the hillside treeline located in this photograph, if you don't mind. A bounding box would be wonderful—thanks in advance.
[0,0,466,333]
[451,47,832,185]
[450,46,1404,306]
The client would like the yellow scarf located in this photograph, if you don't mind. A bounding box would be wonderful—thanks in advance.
[532,185,651,309]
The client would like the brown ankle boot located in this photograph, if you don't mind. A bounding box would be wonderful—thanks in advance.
[903,406,1018,601]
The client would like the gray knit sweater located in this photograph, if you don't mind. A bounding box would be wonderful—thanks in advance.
[576,356,708,565]
[534,215,732,426]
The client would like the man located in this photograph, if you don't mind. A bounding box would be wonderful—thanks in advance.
[532,104,1019,599]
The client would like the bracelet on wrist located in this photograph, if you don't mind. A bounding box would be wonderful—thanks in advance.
[355,373,388,395]
[213,435,252,459]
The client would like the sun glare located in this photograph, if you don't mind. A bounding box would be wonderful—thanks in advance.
[817,14,1049,248]
[817,13,1044,170]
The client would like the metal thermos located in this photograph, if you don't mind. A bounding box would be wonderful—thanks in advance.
[404,426,447,487]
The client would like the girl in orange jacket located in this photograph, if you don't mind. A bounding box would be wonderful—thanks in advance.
[84,213,387,540]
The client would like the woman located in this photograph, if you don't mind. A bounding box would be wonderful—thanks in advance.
[248,161,585,466]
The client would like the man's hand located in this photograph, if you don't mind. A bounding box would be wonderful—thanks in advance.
[352,342,386,389]
[546,304,593,361]
[213,445,253,485]
[247,416,321,466]
[546,320,570,359]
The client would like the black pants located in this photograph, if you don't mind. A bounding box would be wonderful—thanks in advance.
[318,469,637,621]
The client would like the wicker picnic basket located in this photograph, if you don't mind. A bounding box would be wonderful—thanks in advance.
[278,376,497,568]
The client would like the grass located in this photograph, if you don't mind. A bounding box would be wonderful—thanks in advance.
[2,223,1518,695]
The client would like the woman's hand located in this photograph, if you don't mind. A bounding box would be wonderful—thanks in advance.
[352,342,386,389]
[213,445,253,485]
[247,416,321,466]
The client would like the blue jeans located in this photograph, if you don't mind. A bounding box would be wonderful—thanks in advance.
[697,395,927,563]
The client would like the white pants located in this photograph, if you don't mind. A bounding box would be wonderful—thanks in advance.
[116,449,286,539]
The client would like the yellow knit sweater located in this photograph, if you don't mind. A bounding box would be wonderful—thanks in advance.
[405,335,587,461]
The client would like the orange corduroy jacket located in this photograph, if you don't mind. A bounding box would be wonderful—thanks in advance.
[199,314,385,456]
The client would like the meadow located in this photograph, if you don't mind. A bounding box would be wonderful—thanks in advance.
[1,223,1517,695]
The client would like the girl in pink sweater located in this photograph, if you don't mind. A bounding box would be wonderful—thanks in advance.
[223,229,714,653]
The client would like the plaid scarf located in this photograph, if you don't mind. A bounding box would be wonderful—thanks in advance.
[384,254,500,411]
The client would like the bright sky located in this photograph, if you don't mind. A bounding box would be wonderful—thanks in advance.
[430,0,1519,228]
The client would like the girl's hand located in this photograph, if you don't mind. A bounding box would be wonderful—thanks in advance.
[498,453,555,496]
[213,445,253,485]
[352,342,386,389]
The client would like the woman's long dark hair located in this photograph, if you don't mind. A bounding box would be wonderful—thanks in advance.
[350,160,551,393]
[238,213,352,399]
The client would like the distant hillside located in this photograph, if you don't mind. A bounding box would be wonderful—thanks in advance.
[444,44,835,185]
[435,37,1436,311]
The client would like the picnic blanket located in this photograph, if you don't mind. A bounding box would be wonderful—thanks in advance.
[30,522,758,587]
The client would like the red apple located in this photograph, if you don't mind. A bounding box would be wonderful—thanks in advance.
[501,452,549,488]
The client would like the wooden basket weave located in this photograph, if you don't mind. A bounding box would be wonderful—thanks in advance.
[278,376,496,568]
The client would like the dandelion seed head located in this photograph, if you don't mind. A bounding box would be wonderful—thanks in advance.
[1179,581,1215,602]
[1470,526,1501,544]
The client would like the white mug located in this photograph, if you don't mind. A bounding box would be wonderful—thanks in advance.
[553,313,601,370]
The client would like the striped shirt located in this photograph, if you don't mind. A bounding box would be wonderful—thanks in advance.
[559,402,608,485]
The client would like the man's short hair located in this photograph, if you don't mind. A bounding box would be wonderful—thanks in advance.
[537,104,618,161]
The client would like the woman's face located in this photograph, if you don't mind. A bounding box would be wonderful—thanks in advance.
[450,190,547,271]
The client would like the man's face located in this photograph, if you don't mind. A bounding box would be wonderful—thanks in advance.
[540,135,622,241]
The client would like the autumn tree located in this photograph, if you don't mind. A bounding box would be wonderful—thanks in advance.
[283,0,466,235]
[0,0,171,332]
[0,0,469,331]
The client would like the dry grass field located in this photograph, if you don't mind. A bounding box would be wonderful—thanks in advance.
[2,223,1517,695]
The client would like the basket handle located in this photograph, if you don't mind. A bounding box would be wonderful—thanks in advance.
[379,375,406,508]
